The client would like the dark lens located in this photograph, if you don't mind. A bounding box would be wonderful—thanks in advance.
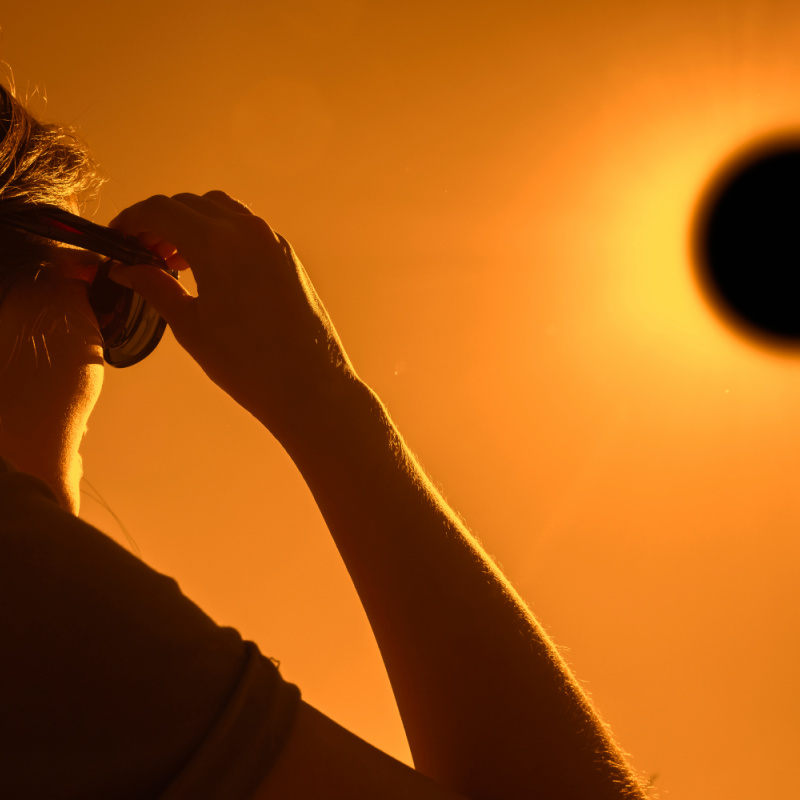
[88,261,175,368]
[88,263,131,344]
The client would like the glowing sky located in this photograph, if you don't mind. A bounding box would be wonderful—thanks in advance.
[3,2,800,797]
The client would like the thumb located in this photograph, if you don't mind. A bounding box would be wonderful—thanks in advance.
[108,262,193,331]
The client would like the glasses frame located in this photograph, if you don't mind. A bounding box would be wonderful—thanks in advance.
[0,202,168,267]
[0,203,177,367]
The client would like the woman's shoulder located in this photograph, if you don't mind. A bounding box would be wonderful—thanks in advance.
[0,456,303,800]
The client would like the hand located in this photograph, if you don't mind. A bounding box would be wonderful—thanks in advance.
[108,192,358,439]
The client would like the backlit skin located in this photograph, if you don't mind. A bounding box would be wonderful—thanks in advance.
[103,190,646,799]
[0,189,646,799]
[0,247,104,514]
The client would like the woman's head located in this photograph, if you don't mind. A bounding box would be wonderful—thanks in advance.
[0,81,106,514]
[0,81,105,299]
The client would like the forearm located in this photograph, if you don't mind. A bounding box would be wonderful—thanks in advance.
[105,195,644,799]
[274,375,646,800]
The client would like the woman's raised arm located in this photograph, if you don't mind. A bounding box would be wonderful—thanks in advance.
[110,191,647,800]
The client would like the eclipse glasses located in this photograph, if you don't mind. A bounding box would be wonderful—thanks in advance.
[0,203,178,367]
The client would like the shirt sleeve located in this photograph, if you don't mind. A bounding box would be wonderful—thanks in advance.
[0,463,300,800]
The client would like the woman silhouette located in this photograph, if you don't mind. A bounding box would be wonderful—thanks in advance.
[0,83,647,800]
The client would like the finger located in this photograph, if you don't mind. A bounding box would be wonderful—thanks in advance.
[109,194,220,278]
[165,252,192,272]
[201,190,254,214]
[168,192,262,227]
[136,231,179,261]
[107,262,194,333]
[170,191,232,214]
[169,191,283,250]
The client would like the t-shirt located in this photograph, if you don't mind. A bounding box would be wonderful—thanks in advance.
[0,458,300,800]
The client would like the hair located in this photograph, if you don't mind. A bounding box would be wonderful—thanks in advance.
[0,80,105,304]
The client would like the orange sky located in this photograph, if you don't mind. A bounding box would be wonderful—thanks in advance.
[4,2,800,797]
